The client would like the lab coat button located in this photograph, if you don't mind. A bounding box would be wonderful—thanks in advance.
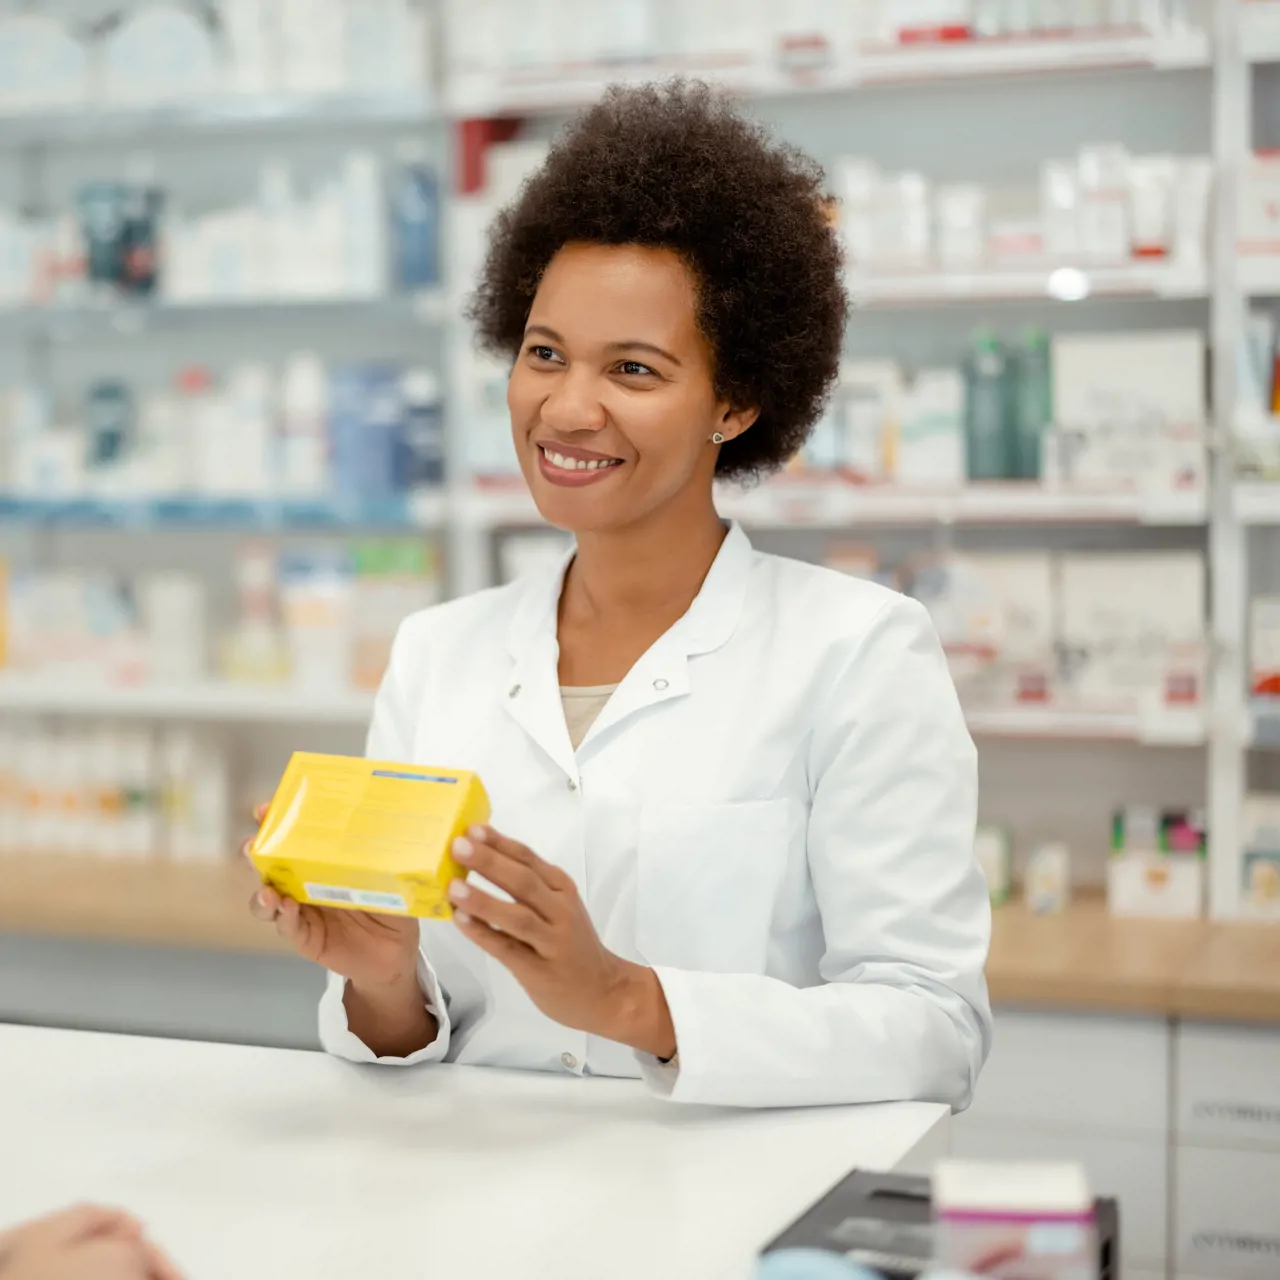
[561,1052,578,1071]
[508,684,521,698]
[566,778,578,792]
[653,678,669,691]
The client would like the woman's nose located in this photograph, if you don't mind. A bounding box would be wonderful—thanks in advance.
[540,368,607,433]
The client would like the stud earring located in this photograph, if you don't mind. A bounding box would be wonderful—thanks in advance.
[710,431,726,444]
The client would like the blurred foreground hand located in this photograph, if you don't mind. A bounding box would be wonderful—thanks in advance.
[0,1205,184,1280]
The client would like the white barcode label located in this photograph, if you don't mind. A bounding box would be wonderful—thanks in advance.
[304,883,408,913]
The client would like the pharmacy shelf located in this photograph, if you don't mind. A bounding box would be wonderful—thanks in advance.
[0,91,438,149]
[0,676,375,727]
[1235,481,1280,523]
[1251,699,1280,749]
[847,261,1209,308]
[460,480,1208,529]
[445,29,1211,115]
[0,853,288,954]
[964,706,1207,747]
[0,291,447,341]
[0,491,442,531]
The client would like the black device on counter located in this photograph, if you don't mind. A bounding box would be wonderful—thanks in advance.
[761,1169,1120,1280]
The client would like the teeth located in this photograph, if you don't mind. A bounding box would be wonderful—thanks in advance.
[543,448,619,472]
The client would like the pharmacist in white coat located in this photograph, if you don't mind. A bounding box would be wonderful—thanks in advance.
[248,82,993,1110]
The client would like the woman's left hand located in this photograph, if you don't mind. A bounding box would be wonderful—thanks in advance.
[449,826,676,1059]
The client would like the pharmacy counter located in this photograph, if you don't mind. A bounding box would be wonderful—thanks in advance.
[987,898,1280,1024]
[0,1025,949,1280]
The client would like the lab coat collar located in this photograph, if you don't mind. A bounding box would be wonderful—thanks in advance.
[503,522,754,768]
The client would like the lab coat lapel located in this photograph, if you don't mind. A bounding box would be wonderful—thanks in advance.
[503,548,578,779]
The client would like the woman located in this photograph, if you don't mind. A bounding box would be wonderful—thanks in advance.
[249,81,992,1109]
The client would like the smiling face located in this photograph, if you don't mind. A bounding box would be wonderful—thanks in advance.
[507,242,757,535]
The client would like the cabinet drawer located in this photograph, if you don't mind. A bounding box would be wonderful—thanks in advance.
[1176,1023,1280,1150]
[968,1010,1169,1135]
[1175,1144,1280,1276]
[951,1120,1167,1267]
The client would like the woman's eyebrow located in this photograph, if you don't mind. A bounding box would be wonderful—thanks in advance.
[524,324,565,343]
[604,340,682,366]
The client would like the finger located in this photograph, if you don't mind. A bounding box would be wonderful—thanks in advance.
[453,910,534,968]
[249,886,282,922]
[239,836,257,864]
[252,801,269,823]
[143,1236,188,1280]
[76,1236,155,1280]
[276,896,325,963]
[24,1205,140,1247]
[472,825,574,891]
[449,880,552,954]
[452,838,558,920]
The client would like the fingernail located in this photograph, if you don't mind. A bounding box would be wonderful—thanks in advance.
[452,837,473,861]
[256,890,268,908]
[468,824,488,840]
[453,911,472,926]
[448,880,469,903]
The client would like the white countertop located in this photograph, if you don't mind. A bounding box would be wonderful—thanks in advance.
[0,1024,948,1280]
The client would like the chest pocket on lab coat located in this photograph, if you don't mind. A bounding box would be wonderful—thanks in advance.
[636,799,790,975]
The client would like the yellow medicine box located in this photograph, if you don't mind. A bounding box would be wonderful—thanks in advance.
[248,752,489,919]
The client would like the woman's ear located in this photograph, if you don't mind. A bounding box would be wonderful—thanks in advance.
[715,403,761,444]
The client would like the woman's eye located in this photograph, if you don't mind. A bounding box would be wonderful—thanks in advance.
[618,361,654,377]
[529,345,558,362]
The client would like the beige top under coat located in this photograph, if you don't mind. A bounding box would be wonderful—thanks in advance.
[560,684,619,750]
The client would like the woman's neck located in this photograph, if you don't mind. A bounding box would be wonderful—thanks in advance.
[555,490,727,684]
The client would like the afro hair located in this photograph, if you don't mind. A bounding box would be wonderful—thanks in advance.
[467,80,848,481]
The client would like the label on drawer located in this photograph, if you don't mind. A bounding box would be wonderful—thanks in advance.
[1177,1145,1280,1276]
[1177,1024,1280,1147]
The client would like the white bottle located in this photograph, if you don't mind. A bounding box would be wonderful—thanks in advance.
[224,363,277,496]
[279,352,332,497]
[342,152,388,299]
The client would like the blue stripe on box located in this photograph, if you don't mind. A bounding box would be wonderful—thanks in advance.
[372,770,458,783]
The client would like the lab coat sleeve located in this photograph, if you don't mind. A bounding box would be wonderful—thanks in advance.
[637,595,993,1109]
[316,617,453,1067]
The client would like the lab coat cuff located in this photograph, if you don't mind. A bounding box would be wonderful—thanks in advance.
[317,950,451,1066]
[635,966,701,1102]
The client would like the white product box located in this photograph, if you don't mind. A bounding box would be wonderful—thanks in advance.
[950,1123,1168,1272]
[1026,841,1071,914]
[1238,151,1280,260]
[911,553,1056,706]
[895,369,965,486]
[1058,552,1206,711]
[1250,597,1280,698]
[1052,330,1206,430]
[833,359,902,481]
[1241,793,1280,920]
[1107,852,1204,918]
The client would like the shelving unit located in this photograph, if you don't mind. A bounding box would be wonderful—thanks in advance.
[2,1,1276,936]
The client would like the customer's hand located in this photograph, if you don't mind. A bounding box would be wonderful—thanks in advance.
[242,802,421,988]
[0,1205,184,1280]
[449,826,677,1059]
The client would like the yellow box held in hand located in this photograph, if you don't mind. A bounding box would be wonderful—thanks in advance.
[249,752,489,919]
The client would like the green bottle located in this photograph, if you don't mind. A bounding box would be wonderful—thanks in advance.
[1013,329,1053,480]
[964,331,1012,481]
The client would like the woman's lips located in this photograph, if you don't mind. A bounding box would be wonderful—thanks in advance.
[536,445,624,487]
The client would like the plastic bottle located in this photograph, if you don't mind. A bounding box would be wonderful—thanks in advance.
[397,369,445,488]
[391,147,440,291]
[279,352,331,498]
[963,331,1012,481]
[1012,329,1053,480]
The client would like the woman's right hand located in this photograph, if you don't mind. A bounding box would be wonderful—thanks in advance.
[242,803,422,989]
[0,1205,184,1280]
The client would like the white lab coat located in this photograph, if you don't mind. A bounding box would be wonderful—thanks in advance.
[319,523,993,1109]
